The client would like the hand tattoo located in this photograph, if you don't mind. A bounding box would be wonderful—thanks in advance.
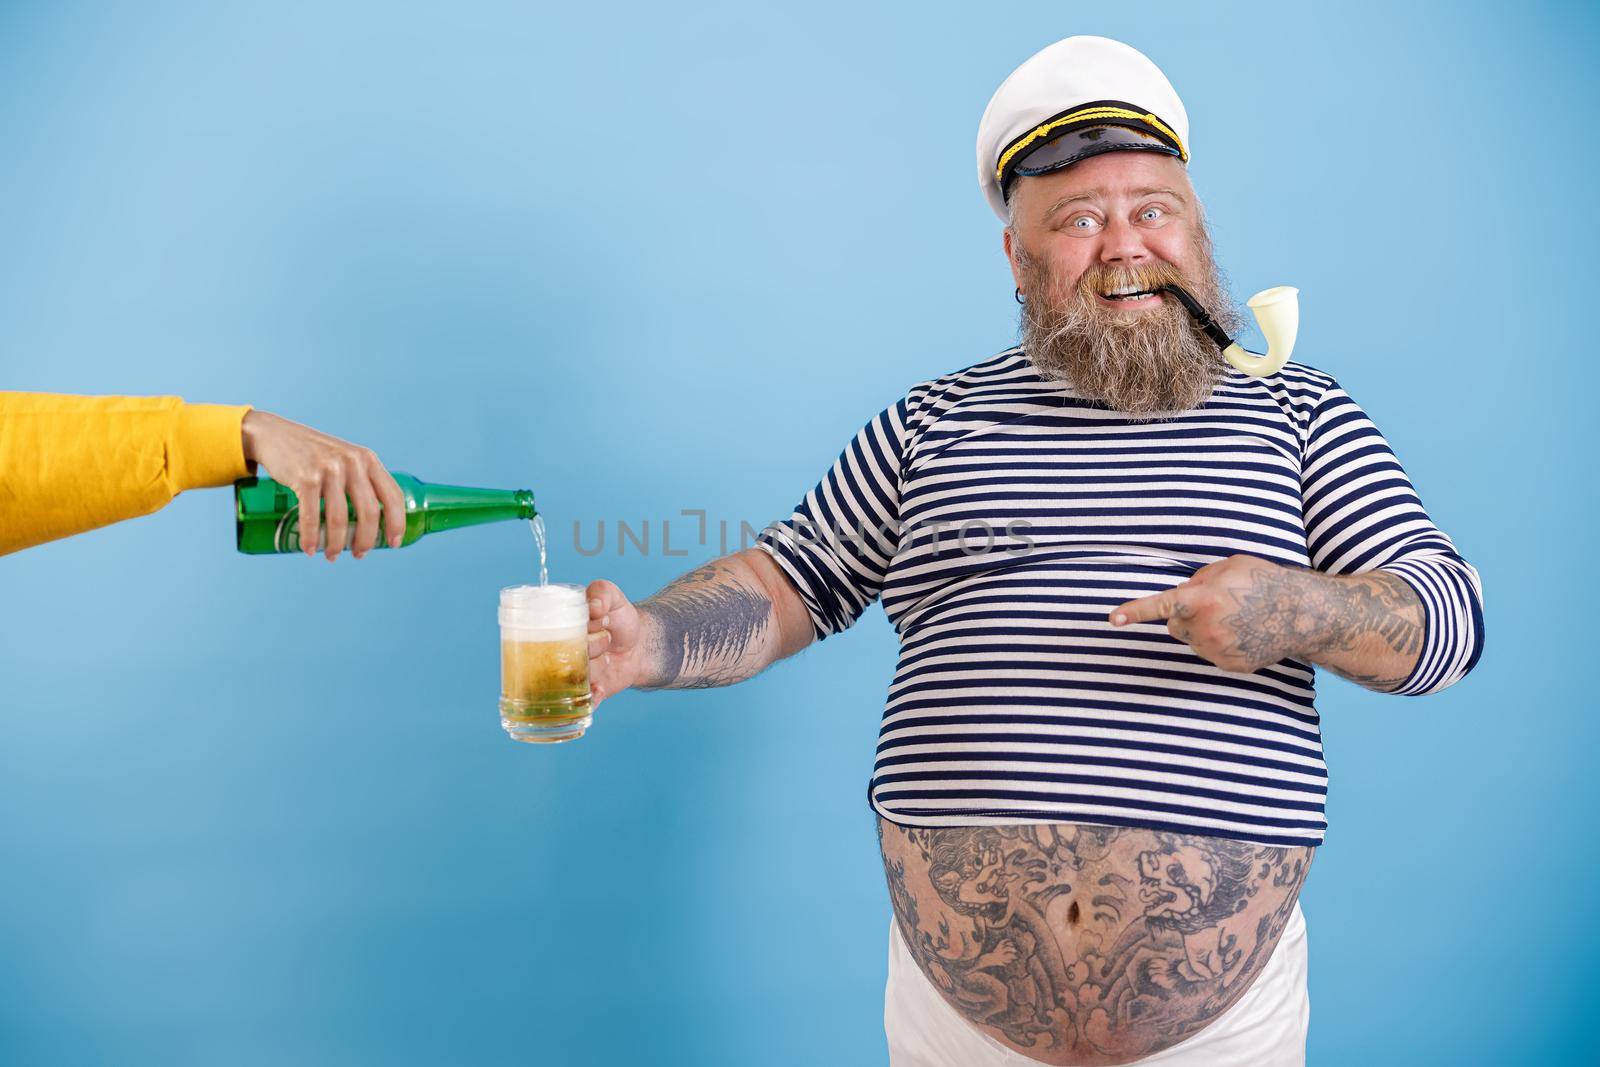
[1220,565,1423,691]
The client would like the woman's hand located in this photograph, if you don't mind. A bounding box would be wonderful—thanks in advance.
[240,410,405,560]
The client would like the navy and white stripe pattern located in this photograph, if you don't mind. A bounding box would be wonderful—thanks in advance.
[757,350,1484,847]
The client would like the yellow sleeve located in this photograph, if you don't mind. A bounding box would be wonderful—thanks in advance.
[0,392,253,555]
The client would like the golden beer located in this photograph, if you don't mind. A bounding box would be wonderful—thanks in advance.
[498,584,592,742]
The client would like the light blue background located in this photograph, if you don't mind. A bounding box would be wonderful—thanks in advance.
[0,2,1591,1064]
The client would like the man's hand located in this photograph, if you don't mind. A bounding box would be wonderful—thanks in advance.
[582,552,811,708]
[1108,554,1315,674]
[1107,554,1428,689]
[586,579,647,709]
[240,410,406,561]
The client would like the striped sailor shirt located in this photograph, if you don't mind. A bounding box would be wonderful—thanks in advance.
[755,348,1485,847]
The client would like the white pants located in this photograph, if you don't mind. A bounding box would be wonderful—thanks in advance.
[885,901,1309,1066]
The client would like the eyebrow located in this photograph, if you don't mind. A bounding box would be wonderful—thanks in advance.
[1042,186,1189,221]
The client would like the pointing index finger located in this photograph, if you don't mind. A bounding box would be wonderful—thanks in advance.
[1110,590,1176,626]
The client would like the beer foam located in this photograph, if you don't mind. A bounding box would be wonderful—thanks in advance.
[499,583,587,639]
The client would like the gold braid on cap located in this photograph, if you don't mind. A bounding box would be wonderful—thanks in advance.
[994,101,1189,185]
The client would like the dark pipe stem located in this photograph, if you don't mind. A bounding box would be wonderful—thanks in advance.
[1155,284,1235,352]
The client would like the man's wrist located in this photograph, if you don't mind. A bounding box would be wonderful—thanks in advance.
[631,605,671,690]
[1283,566,1342,663]
[1283,567,1425,674]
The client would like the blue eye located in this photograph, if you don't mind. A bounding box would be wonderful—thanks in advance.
[1069,215,1100,233]
[1139,207,1163,222]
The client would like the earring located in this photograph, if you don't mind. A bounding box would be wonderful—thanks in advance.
[1014,288,1025,304]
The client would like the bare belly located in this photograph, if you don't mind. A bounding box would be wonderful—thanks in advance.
[877,815,1313,1066]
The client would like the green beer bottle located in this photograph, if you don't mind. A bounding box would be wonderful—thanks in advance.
[235,473,536,554]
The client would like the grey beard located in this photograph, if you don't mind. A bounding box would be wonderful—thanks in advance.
[1018,258,1242,422]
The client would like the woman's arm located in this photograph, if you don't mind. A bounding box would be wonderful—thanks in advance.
[0,392,251,555]
[0,393,405,558]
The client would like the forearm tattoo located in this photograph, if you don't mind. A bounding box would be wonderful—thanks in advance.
[878,819,1313,1064]
[637,559,774,689]
[1225,566,1424,692]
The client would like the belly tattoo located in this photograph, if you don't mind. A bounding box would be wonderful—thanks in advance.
[878,819,1312,1063]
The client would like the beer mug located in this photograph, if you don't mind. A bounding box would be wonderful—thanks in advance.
[498,584,592,742]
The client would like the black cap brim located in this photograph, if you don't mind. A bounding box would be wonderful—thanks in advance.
[1002,123,1182,202]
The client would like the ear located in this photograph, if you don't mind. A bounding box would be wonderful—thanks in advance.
[1003,228,1027,294]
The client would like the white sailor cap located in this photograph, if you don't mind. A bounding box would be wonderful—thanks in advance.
[976,36,1190,221]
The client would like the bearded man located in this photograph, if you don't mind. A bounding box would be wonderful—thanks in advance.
[578,35,1485,1067]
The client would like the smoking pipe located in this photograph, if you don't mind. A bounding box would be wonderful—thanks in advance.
[1156,284,1300,378]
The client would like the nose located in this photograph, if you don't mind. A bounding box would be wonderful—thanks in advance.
[1098,215,1151,267]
